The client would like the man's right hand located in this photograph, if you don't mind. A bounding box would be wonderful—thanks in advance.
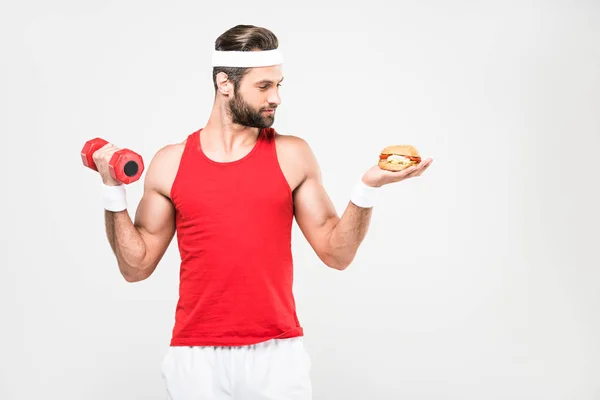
[92,143,124,186]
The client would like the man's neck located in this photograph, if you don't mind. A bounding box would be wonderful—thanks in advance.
[202,102,260,153]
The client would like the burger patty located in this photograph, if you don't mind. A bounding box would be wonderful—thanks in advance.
[379,154,421,163]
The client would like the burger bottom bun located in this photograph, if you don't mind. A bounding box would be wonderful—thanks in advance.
[378,160,419,171]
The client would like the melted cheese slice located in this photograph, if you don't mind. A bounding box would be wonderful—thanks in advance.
[386,154,411,165]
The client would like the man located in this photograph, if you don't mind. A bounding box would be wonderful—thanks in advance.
[91,25,432,399]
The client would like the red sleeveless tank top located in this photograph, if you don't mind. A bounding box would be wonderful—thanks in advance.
[168,127,303,346]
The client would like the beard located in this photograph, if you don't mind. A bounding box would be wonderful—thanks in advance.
[227,92,276,129]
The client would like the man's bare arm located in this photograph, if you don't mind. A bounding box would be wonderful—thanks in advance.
[292,140,372,270]
[102,145,179,282]
[293,138,433,271]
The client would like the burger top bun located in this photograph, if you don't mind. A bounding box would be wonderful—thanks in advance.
[380,144,420,157]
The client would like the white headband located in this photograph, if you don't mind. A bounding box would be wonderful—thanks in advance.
[211,49,284,68]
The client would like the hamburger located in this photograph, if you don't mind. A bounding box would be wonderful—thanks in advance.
[378,145,422,171]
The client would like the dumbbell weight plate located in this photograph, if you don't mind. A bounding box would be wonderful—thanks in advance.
[80,138,109,171]
[108,149,145,184]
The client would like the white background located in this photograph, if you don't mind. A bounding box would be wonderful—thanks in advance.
[1,0,599,399]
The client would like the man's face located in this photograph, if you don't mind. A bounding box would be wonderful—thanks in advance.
[227,65,283,129]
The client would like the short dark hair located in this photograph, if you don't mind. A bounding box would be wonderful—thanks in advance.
[212,25,279,92]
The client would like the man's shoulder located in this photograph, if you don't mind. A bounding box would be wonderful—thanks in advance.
[273,132,312,154]
[143,139,187,193]
[273,132,319,176]
[154,141,186,159]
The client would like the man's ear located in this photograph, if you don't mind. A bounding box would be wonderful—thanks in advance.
[216,72,233,96]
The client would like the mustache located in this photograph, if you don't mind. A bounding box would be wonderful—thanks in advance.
[260,105,278,111]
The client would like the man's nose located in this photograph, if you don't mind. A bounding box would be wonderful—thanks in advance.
[268,90,281,107]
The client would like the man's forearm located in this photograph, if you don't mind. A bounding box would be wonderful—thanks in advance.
[104,210,148,279]
[326,202,373,270]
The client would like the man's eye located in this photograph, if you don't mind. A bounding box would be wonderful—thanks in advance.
[258,84,282,90]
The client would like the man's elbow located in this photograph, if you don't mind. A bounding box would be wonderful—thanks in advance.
[123,272,148,283]
[119,261,154,283]
[328,261,350,271]
[323,254,354,271]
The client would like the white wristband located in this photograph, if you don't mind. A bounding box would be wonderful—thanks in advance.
[102,183,127,212]
[350,179,380,208]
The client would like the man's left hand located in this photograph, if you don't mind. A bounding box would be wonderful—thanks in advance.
[361,158,434,187]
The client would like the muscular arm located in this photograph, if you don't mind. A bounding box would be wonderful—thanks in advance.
[293,140,373,270]
[105,146,178,282]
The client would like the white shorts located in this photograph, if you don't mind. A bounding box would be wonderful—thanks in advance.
[160,337,312,400]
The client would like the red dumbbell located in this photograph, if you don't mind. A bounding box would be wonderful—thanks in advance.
[81,138,145,184]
